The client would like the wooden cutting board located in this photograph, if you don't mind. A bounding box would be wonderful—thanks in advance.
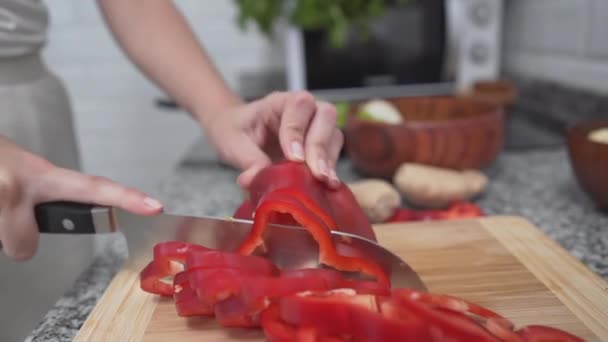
[74,216,608,341]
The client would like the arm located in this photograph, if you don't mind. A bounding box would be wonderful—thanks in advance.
[96,0,242,128]
[96,0,343,188]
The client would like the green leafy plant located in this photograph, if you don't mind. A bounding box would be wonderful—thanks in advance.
[234,0,412,48]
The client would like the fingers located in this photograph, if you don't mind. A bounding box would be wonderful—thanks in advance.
[227,134,273,188]
[304,101,342,188]
[0,208,39,261]
[276,91,316,162]
[237,162,269,189]
[31,167,164,216]
[0,171,38,261]
[327,129,345,170]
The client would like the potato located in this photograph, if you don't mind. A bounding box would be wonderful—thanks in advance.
[393,163,488,208]
[347,179,402,223]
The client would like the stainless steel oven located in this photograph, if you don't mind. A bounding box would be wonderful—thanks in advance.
[284,0,504,101]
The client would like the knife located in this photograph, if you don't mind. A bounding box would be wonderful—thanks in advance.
[34,201,427,291]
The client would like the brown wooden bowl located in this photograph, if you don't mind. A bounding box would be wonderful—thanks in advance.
[466,80,518,107]
[342,96,506,178]
[567,119,608,211]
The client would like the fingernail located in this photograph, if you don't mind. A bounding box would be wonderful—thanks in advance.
[318,159,329,177]
[144,197,163,210]
[291,141,304,160]
[330,169,340,182]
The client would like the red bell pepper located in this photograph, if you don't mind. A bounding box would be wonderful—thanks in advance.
[235,190,390,286]
[233,199,255,220]
[241,160,377,241]
[516,325,585,342]
[172,271,213,317]
[140,241,211,296]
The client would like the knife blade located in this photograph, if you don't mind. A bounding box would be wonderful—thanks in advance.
[34,201,426,291]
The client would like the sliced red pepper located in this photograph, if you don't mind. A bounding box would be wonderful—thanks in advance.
[339,279,391,296]
[140,241,211,296]
[235,190,390,286]
[515,325,585,342]
[277,289,430,341]
[188,267,276,308]
[279,268,344,288]
[185,250,280,275]
[393,289,501,341]
[140,260,177,296]
[213,270,338,328]
[172,271,213,317]
[395,288,519,341]
[396,289,513,327]
[260,304,297,342]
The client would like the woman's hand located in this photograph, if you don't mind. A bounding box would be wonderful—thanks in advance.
[202,91,344,190]
[0,137,164,261]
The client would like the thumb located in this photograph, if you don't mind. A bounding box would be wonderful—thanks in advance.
[237,162,269,189]
[30,167,164,215]
[218,133,272,188]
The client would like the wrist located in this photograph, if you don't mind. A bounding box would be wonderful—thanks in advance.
[192,92,244,130]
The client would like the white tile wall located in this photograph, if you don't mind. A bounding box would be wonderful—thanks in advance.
[588,0,608,58]
[503,0,608,94]
[504,0,590,56]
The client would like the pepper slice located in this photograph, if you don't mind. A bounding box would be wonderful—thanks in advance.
[260,304,297,342]
[213,270,341,328]
[188,267,277,308]
[185,250,280,275]
[395,288,518,340]
[140,241,211,296]
[172,271,213,317]
[276,289,430,341]
[235,190,390,286]
[393,289,502,341]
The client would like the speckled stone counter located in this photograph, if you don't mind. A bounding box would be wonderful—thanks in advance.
[25,135,608,341]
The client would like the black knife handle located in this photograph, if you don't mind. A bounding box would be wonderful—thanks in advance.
[34,201,99,234]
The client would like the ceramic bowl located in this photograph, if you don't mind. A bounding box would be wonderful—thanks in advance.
[567,119,608,210]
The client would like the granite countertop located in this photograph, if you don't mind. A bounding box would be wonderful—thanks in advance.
[26,133,608,341]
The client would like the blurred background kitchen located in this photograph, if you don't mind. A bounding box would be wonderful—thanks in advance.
[2,1,608,341]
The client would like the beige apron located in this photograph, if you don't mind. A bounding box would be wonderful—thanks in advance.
[0,2,96,341]
[0,53,81,169]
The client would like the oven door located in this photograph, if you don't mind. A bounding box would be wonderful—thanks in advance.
[284,0,453,101]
